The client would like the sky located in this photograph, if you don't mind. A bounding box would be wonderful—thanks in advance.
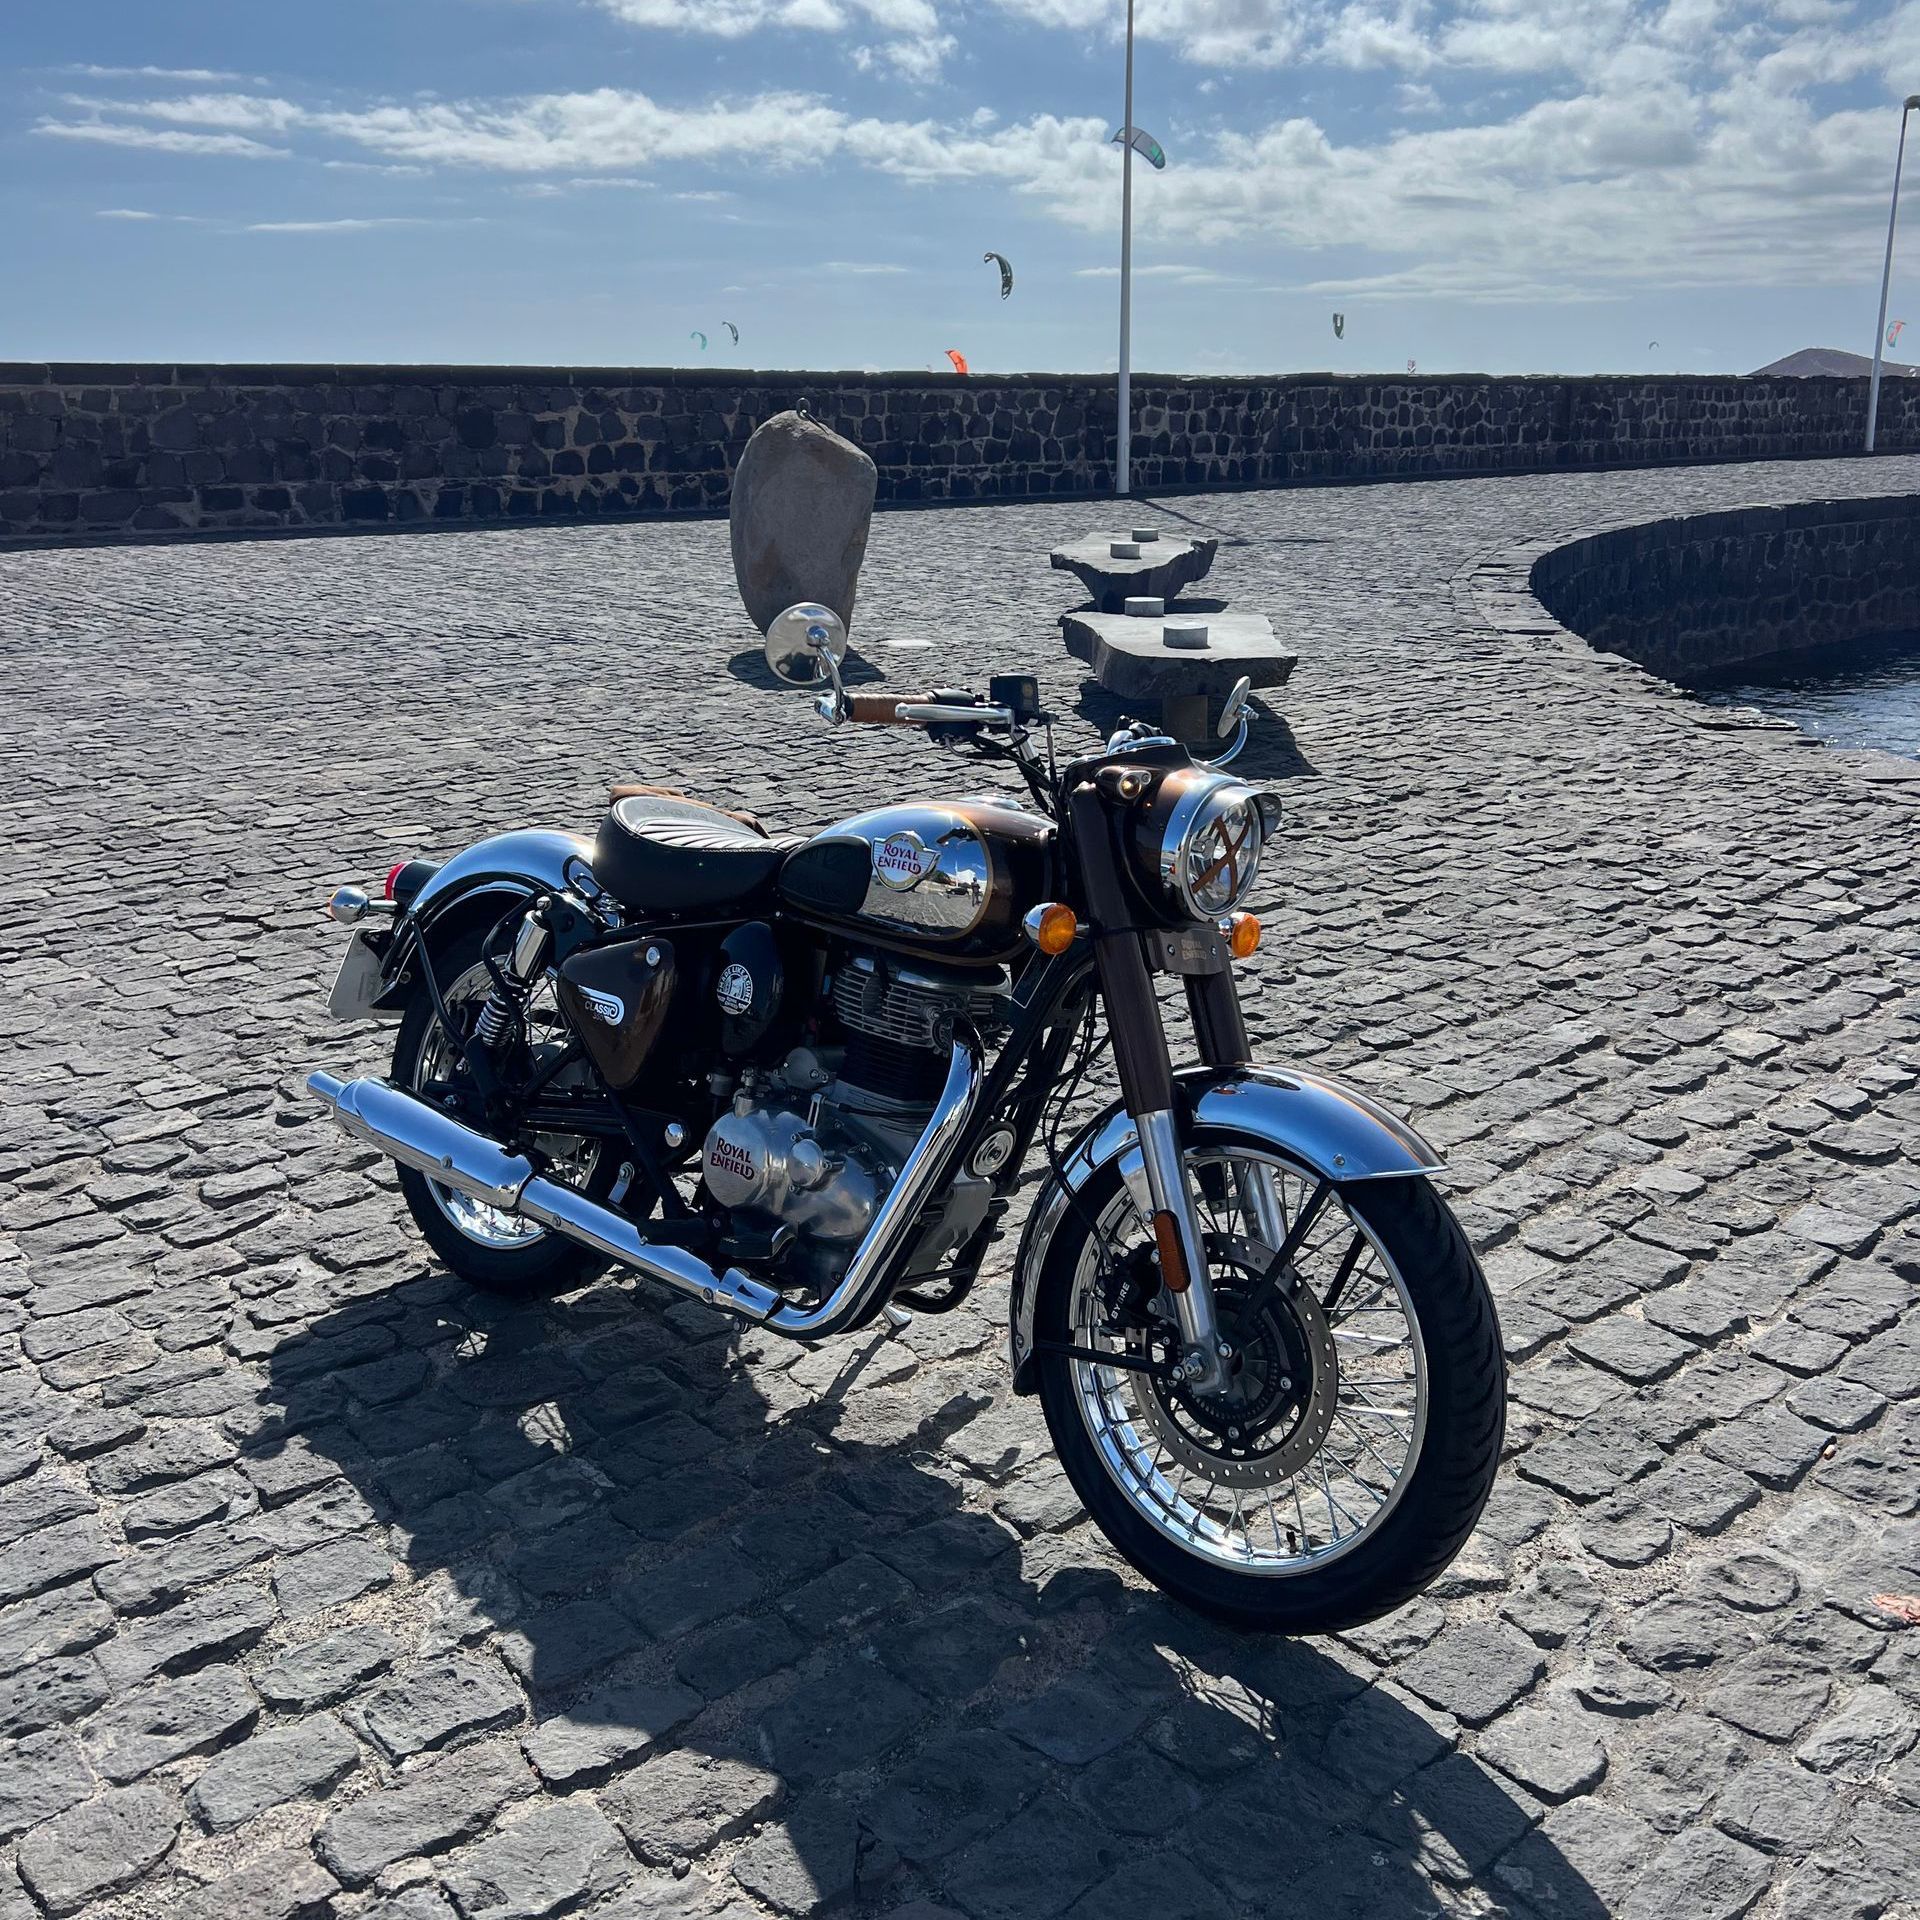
[5,0,1919,375]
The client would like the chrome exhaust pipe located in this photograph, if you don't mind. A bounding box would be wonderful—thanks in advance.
[305,1070,779,1323]
[306,1026,982,1341]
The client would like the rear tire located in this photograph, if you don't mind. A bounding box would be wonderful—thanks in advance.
[1033,1147,1503,1633]
[392,927,616,1299]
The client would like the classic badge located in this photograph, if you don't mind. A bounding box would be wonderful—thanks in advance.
[872,829,938,890]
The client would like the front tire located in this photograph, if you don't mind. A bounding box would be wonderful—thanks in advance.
[392,926,616,1298]
[1033,1141,1503,1633]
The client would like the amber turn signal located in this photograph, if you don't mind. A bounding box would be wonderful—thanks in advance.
[1151,1210,1191,1293]
[1025,903,1081,955]
[1227,912,1261,959]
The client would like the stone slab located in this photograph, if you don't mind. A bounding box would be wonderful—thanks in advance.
[1050,532,1218,611]
[1060,607,1298,696]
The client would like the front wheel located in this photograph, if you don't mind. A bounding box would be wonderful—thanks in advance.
[1033,1139,1503,1633]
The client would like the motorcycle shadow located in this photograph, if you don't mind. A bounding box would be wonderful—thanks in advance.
[260,1268,1603,1916]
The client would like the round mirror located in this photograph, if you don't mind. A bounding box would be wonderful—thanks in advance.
[764,603,848,688]
[1218,675,1253,739]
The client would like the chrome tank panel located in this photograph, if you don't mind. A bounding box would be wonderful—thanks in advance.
[778,799,1052,962]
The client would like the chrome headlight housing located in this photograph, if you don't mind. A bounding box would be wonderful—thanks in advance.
[1139,773,1277,921]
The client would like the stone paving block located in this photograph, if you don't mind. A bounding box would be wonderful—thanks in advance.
[13,1784,180,1915]
[1702,1402,1830,1490]
[257,1622,404,1709]
[83,1664,259,1782]
[602,1748,783,1865]
[761,1658,926,1784]
[520,1673,702,1786]
[441,1798,631,1920]
[0,1653,108,1736]
[186,1711,361,1830]
[175,1846,340,1920]
[0,1727,94,1842]
[316,1739,535,1885]
[1621,1827,1773,1920]
[356,1652,527,1762]
[941,1790,1117,1920]
[731,1794,861,1915]
[0,1586,111,1678]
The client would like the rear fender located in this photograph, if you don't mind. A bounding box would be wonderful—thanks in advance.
[1007,1062,1445,1392]
[371,829,596,1010]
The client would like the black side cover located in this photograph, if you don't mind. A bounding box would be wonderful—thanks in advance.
[715,922,784,1056]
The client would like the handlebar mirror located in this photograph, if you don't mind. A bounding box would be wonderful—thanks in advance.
[764,603,849,689]
[1217,676,1253,739]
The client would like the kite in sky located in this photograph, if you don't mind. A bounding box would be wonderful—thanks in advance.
[1406,359,1417,375]
[1111,126,1167,169]
[1648,340,1660,351]
[1890,319,1907,348]
[724,321,740,345]
[690,330,707,351]
[946,349,970,375]
[1332,313,1344,339]
[984,252,1013,299]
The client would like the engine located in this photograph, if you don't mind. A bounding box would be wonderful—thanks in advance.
[700,953,1010,1292]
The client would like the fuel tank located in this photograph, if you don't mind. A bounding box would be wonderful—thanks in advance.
[778,798,1056,963]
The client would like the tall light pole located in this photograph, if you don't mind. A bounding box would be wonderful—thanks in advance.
[1866,93,1920,454]
[1116,0,1135,496]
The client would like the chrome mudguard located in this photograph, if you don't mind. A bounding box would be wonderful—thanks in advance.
[1006,1062,1445,1392]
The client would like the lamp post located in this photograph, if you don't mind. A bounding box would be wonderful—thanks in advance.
[1866,93,1920,454]
[1117,0,1135,496]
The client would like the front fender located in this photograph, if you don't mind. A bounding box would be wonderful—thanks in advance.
[370,829,596,1009]
[1007,1062,1444,1393]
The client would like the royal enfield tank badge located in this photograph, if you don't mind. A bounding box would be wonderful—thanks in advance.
[873,829,938,891]
[715,962,755,1016]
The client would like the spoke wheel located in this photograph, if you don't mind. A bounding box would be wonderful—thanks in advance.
[410,957,600,1250]
[390,926,620,1297]
[1071,1150,1428,1576]
[1032,1133,1503,1633]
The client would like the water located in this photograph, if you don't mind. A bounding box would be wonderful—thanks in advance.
[1692,629,1920,760]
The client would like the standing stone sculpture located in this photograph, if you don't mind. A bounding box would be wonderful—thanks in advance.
[729,410,877,635]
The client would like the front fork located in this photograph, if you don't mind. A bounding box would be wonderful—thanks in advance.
[1070,787,1257,1394]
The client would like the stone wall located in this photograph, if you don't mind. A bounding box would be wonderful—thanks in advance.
[1528,493,1920,680]
[3,361,1918,546]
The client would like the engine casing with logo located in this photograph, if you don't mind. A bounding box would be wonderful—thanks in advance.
[776,801,1055,964]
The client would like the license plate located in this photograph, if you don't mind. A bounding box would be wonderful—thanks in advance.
[328,932,392,1021]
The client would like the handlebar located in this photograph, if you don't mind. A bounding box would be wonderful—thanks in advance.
[829,692,1017,729]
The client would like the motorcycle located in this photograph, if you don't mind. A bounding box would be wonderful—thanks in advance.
[310,603,1504,1632]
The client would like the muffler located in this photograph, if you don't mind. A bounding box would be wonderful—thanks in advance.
[305,1072,780,1323]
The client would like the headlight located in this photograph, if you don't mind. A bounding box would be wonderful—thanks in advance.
[1138,773,1274,921]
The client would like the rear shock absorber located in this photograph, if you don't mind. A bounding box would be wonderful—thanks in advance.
[473,901,553,1053]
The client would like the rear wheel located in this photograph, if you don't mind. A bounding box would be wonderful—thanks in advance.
[392,927,618,1297]
[1033,1138,1503,1633]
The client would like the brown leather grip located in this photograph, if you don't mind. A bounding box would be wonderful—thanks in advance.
[845,693,925,724]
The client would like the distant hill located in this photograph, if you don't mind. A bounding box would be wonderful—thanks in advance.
[1751,346,1918,377]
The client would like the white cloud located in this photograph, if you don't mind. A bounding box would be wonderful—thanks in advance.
[34,119,288,158]
[65,64,256,82]
[1075,262,1230,282]
[245,217,468,232]
[825,259,911,272]
[40,6,1916,307]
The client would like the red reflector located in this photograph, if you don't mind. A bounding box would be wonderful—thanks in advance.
[384,861,407,900]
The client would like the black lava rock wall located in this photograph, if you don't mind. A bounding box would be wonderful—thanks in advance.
[2,363,1916,546]
[1529,493,1920,680]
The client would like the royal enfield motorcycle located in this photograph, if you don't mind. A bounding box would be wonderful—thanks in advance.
[310,604,1504,1631]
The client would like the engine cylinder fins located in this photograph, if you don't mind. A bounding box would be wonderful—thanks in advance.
[831,954,1011,1050]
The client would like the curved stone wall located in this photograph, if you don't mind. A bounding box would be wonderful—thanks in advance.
[2,361,1917,547]
[1528,493,1920,681]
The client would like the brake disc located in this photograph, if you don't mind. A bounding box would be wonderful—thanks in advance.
[1130,1232,1340,1489]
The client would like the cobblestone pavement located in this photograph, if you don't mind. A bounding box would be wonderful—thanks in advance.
[2,453,1918,1920]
